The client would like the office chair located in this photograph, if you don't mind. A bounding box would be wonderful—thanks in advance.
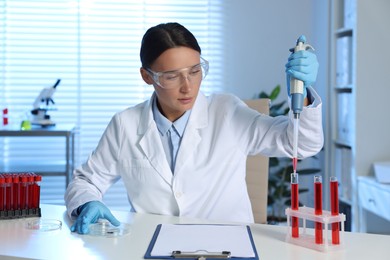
[244,99,270,224]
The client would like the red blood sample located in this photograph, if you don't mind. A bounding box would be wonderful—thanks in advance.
[314,176,323,244]
[291,176,299,238]
[0,176,5,211]
[330,177,340,244]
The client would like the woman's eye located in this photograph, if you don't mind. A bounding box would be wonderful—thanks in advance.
[164,73,179,80]
[190,68,201,75]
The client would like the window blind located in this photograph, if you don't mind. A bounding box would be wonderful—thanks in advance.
[0,0,226,210]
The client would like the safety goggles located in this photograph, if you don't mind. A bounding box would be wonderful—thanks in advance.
[146,57,209,89]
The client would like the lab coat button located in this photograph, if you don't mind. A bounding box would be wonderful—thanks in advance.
[175,192,182,198]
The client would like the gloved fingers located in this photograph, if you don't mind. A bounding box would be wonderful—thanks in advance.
[286,69,315,84]
[286,65,313,75]
[103,211,121,227]
[286,51,318,67]
[71,215,89,234]
[70,223,76,232]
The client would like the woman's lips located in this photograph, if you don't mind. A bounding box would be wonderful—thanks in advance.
[178,97,193,104]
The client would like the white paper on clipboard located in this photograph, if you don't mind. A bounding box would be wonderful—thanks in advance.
[150,224,256,258]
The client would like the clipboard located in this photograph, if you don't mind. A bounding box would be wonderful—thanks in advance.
[144,224,259,260]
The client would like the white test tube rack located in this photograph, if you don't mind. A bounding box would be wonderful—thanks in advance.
[285,206,346,252]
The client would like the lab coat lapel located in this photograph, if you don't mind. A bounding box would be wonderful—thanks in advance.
[138,94,173,185]
[174,93,208,175]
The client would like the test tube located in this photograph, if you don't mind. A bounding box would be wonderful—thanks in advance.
[4,175,13,210]
[32,174,41,208]
[314,175,323,244]
[27,174,35,209]
[291,173,299,238]
[12,175,20,210]
[330,176,340,244]
[0,175,5,211]
[19,175,28,210]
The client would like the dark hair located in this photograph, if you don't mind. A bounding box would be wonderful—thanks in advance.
[140,22,201,69]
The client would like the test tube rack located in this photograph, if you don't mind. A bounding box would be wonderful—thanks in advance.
[0,172,42,220]
[285,206,346,252]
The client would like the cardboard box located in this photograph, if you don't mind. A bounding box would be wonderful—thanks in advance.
[373,162,390,184]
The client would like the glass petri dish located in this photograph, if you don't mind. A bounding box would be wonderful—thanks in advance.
[88,219,131,238]
[26,218,62,232]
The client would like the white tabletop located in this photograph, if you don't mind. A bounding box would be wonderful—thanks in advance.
[0,204,389,260]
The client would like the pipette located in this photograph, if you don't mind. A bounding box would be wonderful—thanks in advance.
[289,36,314,173]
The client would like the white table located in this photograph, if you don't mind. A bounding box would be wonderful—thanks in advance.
[0,204,389,260]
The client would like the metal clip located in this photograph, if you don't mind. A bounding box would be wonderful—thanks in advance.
[172,250,231,259]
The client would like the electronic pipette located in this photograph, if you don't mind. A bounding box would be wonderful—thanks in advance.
[289,36,314,173]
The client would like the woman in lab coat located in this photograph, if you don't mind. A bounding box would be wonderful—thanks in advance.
[65,22,323,234]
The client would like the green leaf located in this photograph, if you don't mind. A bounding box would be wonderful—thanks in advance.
[259,91,270,99]
[269,157,279,167]
[283,107,290,115]
[269,85,281,100]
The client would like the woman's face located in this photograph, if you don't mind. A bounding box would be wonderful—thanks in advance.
[142,47,202,122]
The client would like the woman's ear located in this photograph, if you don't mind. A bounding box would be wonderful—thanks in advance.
[140,67,153,85]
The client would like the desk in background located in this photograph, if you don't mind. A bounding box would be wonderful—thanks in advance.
[0,204,389,260]
[0,124,76,187]
[358,176,390,234]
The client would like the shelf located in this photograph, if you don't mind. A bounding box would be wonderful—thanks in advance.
[335,27,353,37]
[333,139,352,149]
[334,86,353,92]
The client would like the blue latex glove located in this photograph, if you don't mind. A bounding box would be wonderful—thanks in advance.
[285,37,319,97]
[70,201,120,234]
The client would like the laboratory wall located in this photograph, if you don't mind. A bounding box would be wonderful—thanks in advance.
[355,0,390,175]
[223,0,329,106]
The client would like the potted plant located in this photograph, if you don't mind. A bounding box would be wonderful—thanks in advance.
[259,85,321,224]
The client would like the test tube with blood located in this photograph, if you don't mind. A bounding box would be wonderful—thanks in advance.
[12,175,20,210]
[314,175,323,244]
[19,174,28,210]
[0,175,5,211]
[32,174,42,208]
[27,174,35,209]
[4,175,13,210]
[291,173,299,238]
[330,176,340,244]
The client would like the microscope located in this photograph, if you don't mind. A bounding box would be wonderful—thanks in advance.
[30,79,61,126]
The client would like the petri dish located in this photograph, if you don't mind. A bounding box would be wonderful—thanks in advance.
[88,219,131,238]
[26,218,62,232]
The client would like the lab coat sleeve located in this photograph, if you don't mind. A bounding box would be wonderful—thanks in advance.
[64,114,123,219]
[233,86,323,158]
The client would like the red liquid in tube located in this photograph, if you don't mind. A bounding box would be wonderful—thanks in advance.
[0,176,5,211]
[291,173,299,238]
[330,177,340,244]
[314,176,323,244]
[19,175,28,209]
[27,174,34,209]
[33,175,41,208]
[12,175,20,210]
[4,175,12,210]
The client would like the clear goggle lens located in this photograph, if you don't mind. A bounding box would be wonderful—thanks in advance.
[147,57,209,89]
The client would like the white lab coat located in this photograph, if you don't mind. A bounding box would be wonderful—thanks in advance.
[65,88,323,223]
